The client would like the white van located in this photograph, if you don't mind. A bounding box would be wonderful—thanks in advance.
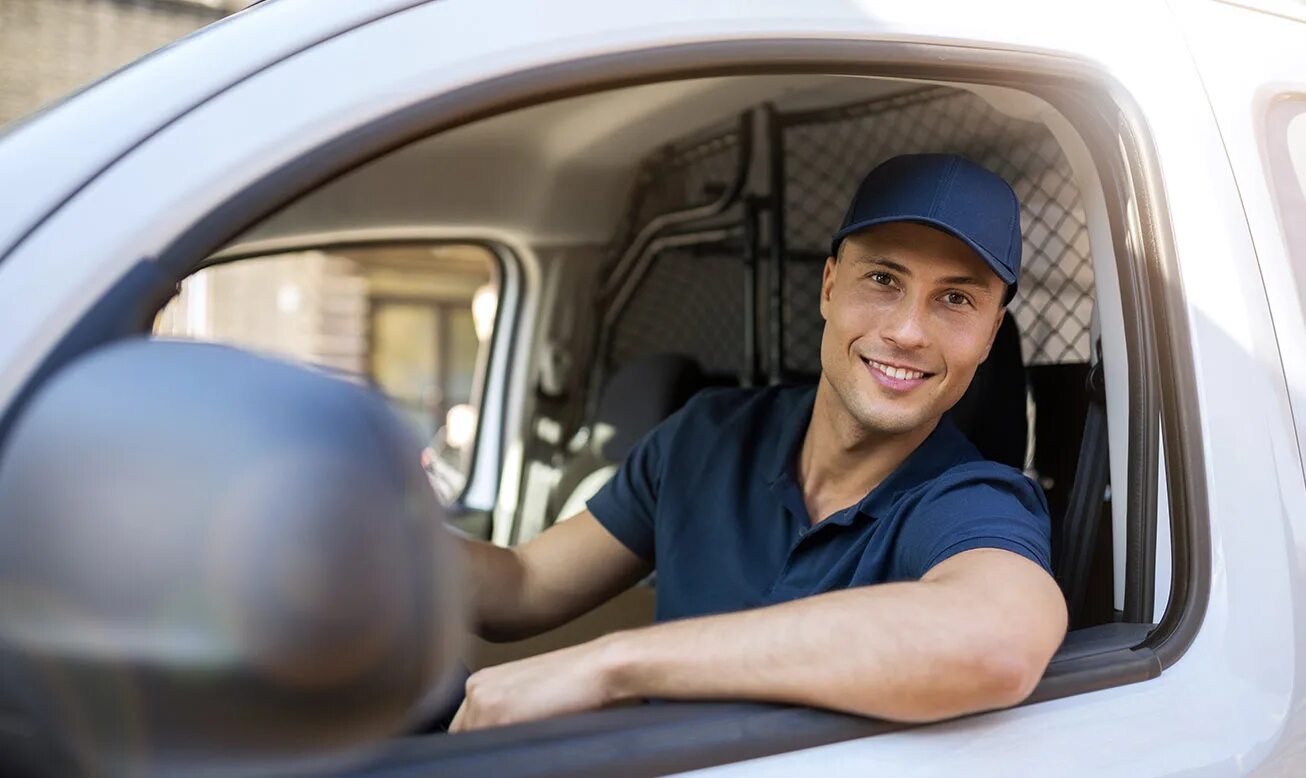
[0,0,1304,775]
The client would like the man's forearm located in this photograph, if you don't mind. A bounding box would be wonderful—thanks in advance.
[459,536,531,642]
[456,513,655,643]
[598,551,1066,723]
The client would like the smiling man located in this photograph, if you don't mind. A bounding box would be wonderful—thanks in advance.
[451,153,1068,732]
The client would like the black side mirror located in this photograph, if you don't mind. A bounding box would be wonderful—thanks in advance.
[0,339,461,776]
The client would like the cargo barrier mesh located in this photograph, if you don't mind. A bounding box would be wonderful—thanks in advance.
[779,87,1094,372]
[604,86,1094,382]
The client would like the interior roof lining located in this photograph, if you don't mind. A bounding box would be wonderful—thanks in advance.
[221,74,1076,253]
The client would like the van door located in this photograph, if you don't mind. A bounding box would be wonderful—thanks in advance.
[0,0,1261,774]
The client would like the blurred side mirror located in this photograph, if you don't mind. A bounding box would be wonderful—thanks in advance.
[0,339,461,776]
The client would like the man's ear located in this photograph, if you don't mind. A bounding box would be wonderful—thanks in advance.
[819,256,837,321]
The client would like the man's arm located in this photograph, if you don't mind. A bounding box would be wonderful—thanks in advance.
[450,548,1067,731]
[461,510,654,643]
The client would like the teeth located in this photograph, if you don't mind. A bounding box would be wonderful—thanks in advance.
[869,359,925,381]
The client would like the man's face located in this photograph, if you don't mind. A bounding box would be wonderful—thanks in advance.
[819,221,1007,436]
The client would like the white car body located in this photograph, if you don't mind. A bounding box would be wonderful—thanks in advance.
[0,0,1304,774]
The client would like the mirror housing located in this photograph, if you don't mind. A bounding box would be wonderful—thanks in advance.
[0,339,461,776]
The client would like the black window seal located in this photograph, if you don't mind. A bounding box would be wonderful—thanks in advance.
[0,32,1208,774]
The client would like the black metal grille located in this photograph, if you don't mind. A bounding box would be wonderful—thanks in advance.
[778,255,827,376]
[779,87,1095,370]
[609,246,747,375]
[606,122,744,262]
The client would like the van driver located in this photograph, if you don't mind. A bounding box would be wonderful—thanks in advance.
[450,153,1068,732]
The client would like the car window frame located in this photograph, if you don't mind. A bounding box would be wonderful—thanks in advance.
[0,31,1206,776]
[144,45,1201,771]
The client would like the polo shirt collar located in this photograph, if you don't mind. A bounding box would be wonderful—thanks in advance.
[766,385,972,523]
[855,414,971,519]
[766,386,818,488]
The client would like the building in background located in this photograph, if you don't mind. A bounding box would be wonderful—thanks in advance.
[155,246,499,443]
[0,0,263,125]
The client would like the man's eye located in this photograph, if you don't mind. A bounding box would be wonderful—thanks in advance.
[944,291,972,307]
[869,271,893,286]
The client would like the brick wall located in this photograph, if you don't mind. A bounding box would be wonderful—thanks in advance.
[0,0,224,125]
[155,252,372,379]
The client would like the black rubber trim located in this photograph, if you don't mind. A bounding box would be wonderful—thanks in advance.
[0,31,1208,773]
[1030,622,1159,704]
[1116,93,1211,669]
[1048,621,1155,663]
[1028,647,1160,706]
[1119,123,1162,625]
[347,702,909,778]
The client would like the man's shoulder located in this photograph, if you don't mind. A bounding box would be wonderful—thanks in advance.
[914,458,1049,520]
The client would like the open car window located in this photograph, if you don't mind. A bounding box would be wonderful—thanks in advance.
[110,58,1170,769]
[0,0,1209,764]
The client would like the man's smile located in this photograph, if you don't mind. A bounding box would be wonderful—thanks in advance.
[860,356,935,391]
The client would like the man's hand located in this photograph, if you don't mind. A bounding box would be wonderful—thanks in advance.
[449,637,624,732]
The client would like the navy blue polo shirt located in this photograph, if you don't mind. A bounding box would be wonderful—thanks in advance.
[586,385,1052,623]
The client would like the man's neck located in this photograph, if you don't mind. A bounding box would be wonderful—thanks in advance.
[796,378,939,524]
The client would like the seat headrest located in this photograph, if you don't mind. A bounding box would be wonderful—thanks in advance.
[948,311,1027,468]
[595,354,704,461]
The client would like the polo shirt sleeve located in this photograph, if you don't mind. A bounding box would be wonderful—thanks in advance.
[898,462,1053,579]
[585,400,695,562]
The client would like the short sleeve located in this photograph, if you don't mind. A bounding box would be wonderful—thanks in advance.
[897,463,1053,578]
[585,402,692,562]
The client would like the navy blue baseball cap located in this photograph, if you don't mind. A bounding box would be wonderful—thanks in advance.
[831,154,1022,303]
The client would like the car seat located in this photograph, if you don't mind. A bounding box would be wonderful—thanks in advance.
[947,311,1029,469]
[550,353,706,525]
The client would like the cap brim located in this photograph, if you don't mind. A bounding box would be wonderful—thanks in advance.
[831,216,1018,299]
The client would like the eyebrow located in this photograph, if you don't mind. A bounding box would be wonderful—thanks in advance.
[852,255,996,294]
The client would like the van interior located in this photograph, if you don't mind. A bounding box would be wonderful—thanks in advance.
[169,73,1154,723]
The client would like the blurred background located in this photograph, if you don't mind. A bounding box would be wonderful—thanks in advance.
[1,0,500,493]
[0,0,249,124]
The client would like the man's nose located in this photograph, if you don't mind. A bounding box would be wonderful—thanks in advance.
[881,296,930,350]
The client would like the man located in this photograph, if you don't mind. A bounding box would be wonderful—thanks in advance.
[450,153,1067,732]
